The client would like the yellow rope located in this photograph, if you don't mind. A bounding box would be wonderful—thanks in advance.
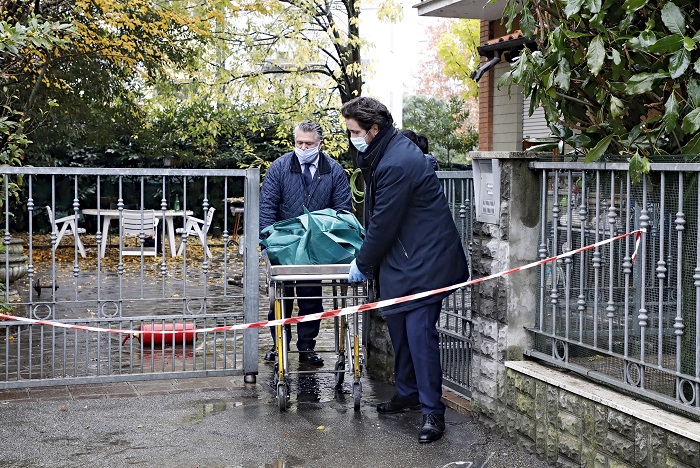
[350,168,364,206]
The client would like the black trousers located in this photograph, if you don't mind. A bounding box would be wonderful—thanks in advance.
[384,301,445,415]
[268,282,323,350]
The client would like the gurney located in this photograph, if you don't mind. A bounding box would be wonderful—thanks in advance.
[266,262,371,411]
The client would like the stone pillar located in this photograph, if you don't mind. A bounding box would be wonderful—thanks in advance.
[468,151,541,430]
[365,314,394,384]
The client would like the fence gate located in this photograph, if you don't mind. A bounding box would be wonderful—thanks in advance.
[437,171,474,396]
[0,168,260,388]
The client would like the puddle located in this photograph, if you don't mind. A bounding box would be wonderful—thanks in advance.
[258,456,306,467]
[190,400,244,420]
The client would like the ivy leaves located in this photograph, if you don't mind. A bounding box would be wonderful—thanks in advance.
[500,0,700,179]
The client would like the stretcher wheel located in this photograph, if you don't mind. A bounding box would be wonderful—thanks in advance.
[352,382,361,411]
[277,383,288,411]
[334,357,345,387]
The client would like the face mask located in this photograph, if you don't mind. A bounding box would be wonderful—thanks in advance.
[294,146,319,164]
[350,133,369,153]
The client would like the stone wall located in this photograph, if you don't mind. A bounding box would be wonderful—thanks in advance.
[468,152,539,429]
[467,152,700,468]
[502,361,700,468]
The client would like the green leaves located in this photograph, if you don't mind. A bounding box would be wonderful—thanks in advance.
[669,48,690,78]
[661,2,684,35]
[681,108,700,134]
[584,135,613,163]
[663,93,679,132]
[646,35,683,54]
[402,95,477,165]
[554,60,571,91]
[682,133,700,154]
[622,0,649,13]
[624,73,670,94]
[587,36,605,75]
[499,0,700,167]
[565,0,586,17]
[610,96,625,119]
[628,153,651,184]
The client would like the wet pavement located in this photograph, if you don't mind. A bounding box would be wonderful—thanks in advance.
[0,357,552,468]
[0,245,551,467]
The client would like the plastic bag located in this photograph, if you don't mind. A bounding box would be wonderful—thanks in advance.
[260,208,364,265]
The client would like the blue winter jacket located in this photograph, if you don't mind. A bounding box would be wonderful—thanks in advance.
[259,151,352,235]
[356,129,469,315]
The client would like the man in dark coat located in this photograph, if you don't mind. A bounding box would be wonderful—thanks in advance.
[260,119,352,365]
[342,97,469,443]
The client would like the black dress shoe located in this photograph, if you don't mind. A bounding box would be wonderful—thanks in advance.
[418,413,445,443]
[264,348,276,362]
[298,349,324,366]
[376,392,421,414]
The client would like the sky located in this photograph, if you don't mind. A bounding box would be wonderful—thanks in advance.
[359,1,445,127]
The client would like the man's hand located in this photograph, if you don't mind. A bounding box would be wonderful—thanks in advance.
[261,248,267,260]
[348,259,367,283]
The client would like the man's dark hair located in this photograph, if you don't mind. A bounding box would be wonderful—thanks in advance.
[401,129,418,142]
[415,134,429,154]
[341,96,394,131]
[401,129,429,154]
[294,120,323,142]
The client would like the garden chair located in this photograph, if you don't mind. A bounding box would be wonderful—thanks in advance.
[176,207,216,258]
[120,210,159,257]
[45,206,86,258]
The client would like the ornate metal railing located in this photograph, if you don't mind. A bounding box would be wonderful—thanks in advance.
[529,161,700,418]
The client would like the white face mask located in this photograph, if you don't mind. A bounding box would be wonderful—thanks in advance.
[294,146,319,164]
[350,133,369,153]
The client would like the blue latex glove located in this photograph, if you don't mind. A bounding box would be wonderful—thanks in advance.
[348,259,367,283]
[261,248,267,260]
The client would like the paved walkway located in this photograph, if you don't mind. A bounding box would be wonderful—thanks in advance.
[0,248,552,467]
[0,362,552,468]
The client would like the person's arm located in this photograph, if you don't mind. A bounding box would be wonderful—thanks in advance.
[355,164,412,274]
[259,163,281,235]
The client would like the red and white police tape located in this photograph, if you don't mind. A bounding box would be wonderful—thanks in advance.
[0,229,645,337]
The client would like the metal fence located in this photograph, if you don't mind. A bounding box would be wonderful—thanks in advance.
[437,171,474,395]
[528,161,700,418]
[0,167,260,388]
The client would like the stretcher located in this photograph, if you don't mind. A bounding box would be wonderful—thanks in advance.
[266,262,371,411]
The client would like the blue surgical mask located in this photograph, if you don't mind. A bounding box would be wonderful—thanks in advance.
[294,146,319,164]
[350,133,369,153]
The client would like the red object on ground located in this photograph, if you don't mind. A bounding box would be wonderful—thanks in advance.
[136,323,196,346]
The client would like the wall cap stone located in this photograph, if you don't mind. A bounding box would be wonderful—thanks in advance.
[505,360,700,443]
[470,151,541,160]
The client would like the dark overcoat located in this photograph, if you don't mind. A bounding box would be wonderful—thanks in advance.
[355,129,469,315]
[259,151,351,234]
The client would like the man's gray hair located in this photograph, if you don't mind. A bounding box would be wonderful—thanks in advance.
[294,120,323,142]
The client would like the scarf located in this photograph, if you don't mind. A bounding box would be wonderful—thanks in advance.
[356,126,397,218]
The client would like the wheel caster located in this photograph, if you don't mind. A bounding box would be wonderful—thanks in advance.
[244,373,257,384]
[334,357,345,387]
[277,383,289,411]
[352,381,362,411]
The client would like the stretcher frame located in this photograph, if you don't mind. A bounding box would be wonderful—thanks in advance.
[266,262,371,411]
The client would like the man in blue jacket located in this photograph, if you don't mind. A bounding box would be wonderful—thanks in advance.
[260,120,352,366]
[342,97,469,443]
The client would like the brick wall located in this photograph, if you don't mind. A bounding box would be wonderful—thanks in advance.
[478,21,493,151]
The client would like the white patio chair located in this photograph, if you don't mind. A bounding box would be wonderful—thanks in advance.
[176,207,216,258]
[120,210,159,257]
[45,206,86,258]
